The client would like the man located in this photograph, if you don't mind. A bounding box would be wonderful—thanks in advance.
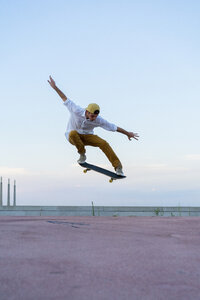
[48,76,139,176]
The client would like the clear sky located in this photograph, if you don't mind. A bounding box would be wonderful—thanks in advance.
[0,0,200,206]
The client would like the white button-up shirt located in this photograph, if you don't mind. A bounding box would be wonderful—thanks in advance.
[64,99,117,140]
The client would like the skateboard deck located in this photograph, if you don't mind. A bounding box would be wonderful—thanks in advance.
[79,162,126,182]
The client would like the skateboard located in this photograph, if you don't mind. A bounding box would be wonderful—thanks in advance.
[79,162,126,183]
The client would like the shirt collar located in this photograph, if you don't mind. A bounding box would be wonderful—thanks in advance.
[81,110,86,118]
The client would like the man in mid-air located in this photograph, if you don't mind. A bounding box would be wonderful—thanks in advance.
[48,76,139,176]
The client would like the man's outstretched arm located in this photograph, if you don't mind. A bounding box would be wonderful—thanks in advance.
[117,127,139,141]
[47,76,67,102]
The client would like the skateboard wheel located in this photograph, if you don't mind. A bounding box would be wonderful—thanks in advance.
[109,178,113,183]
[83,169,87,173]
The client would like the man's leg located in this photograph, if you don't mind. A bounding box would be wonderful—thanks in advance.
[81,134,122,169]
[68,130,86,154]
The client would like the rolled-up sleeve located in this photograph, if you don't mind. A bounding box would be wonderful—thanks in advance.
[98,116,117,132]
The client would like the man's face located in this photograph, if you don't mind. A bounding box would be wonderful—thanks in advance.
[86,111,98,121]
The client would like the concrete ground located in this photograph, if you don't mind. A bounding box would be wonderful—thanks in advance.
[0,216,200,300]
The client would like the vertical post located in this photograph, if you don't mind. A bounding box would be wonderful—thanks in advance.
[7,179,10,207]
[91,201,95,216]
[0,177,2,207]
[13,180,16,206]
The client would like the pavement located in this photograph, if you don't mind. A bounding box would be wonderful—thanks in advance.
[0,216,200,300]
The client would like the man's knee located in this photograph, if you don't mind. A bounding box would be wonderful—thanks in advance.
[99,139,110,149]
[69,130,78,140]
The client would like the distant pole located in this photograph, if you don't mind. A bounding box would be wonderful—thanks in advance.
[13,180,16,206]
[0,177,2,206]
[92,201,95,216]
[7,179,10,207]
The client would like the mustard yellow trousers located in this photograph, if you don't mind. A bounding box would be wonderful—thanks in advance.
[68,130,122,169]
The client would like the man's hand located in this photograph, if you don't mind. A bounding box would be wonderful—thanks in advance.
[117,127,139,141]
[48,75,56,89]
[127,132,139,141]
[47,75,67,101]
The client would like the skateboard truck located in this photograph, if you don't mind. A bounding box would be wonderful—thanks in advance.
[83,168,91,173]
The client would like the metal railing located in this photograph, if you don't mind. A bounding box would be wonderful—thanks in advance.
[0,177,16,207]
